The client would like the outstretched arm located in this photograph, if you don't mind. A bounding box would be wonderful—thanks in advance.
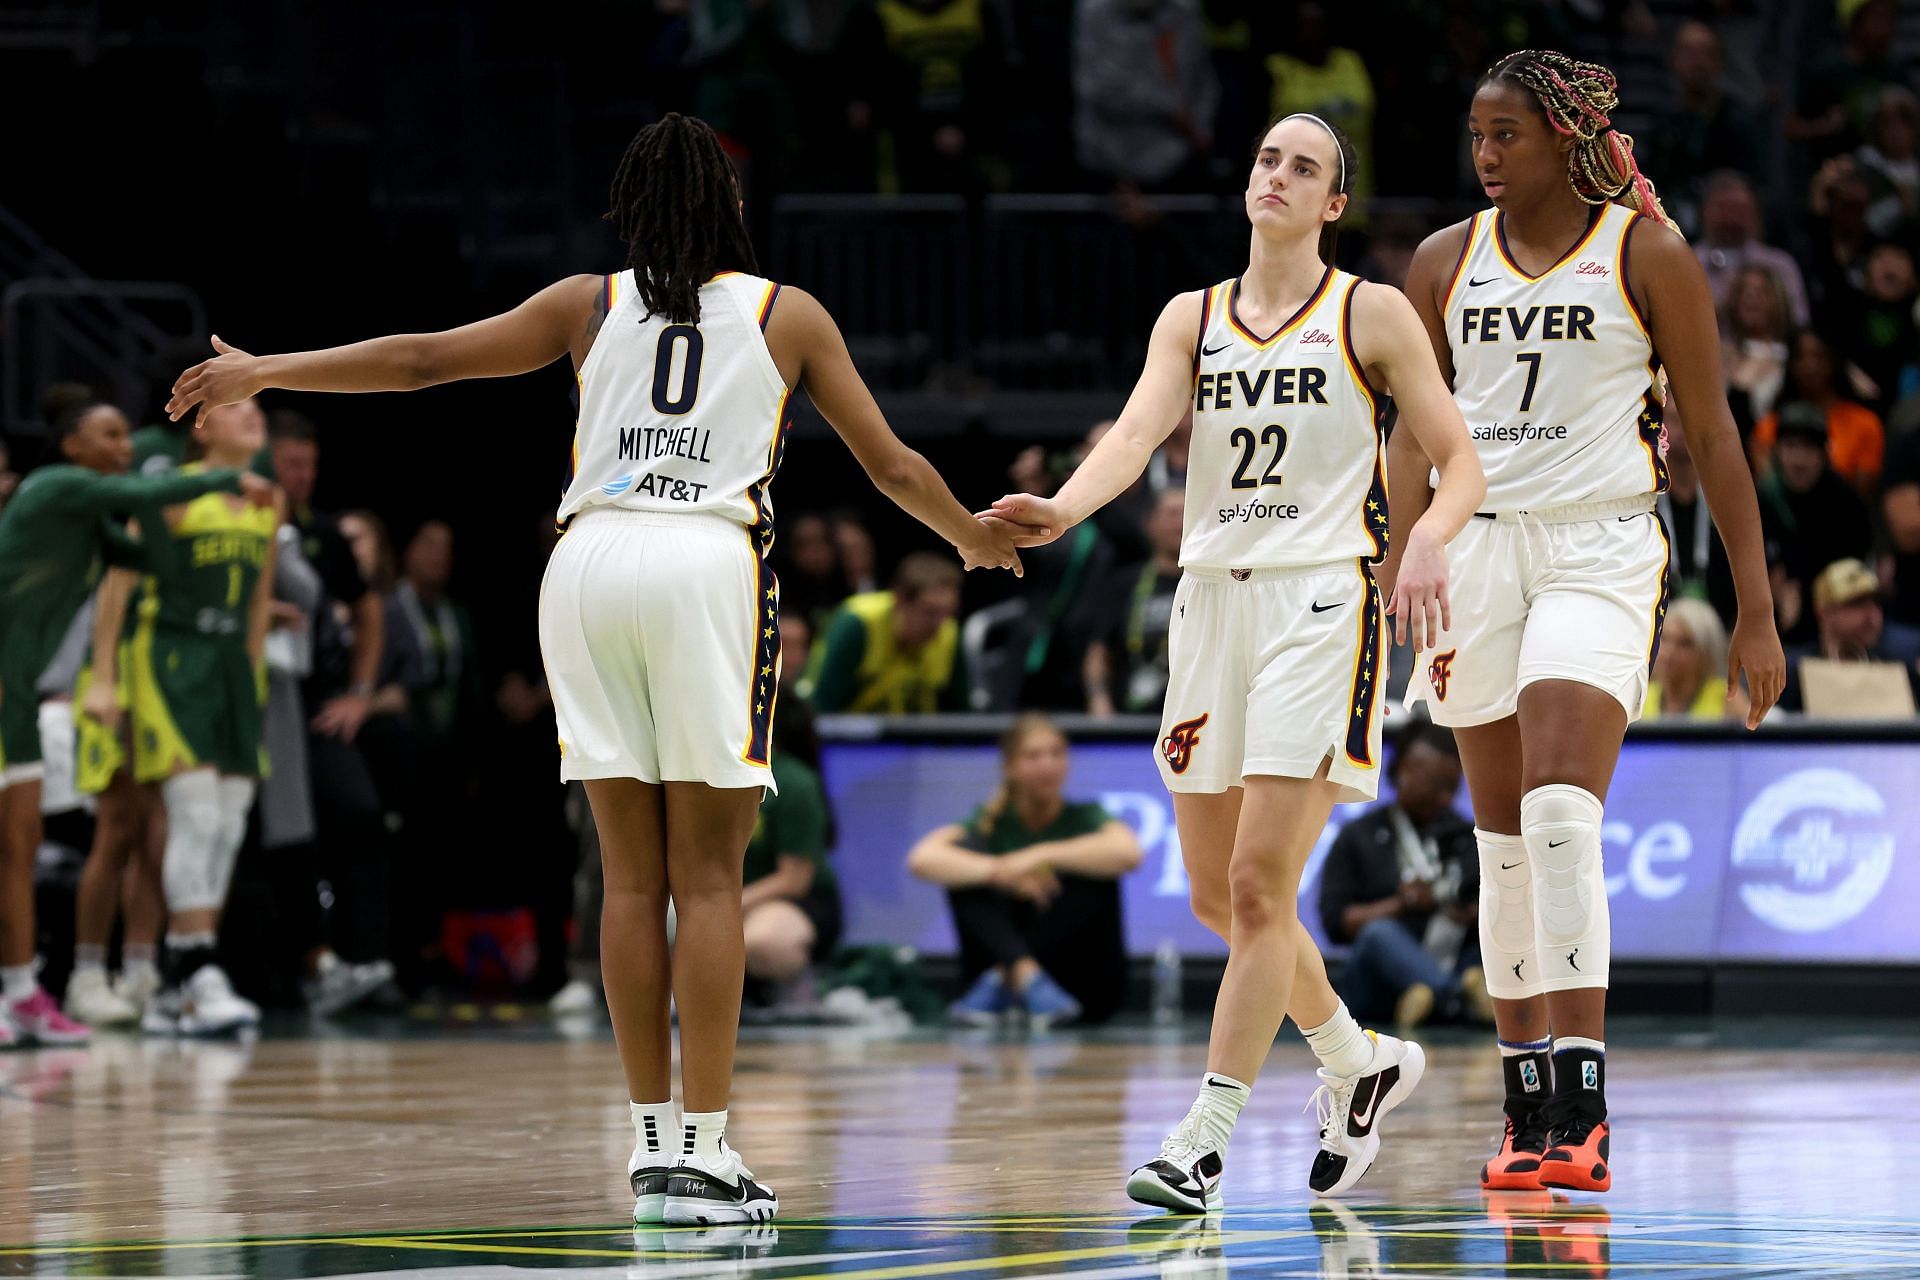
[1632,220,1784,727]
[1353,283,1485,650]
[768,287,1020,574]
[1379,223,1468,604]
[167,275,603,425]
[984,291,1203,544]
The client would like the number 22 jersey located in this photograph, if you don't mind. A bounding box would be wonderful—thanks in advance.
[1442,201,1666,512]
[1183,267,1390,571]
[557,271,791,539]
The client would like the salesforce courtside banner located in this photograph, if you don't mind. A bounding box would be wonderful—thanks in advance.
[822,739,1920,964]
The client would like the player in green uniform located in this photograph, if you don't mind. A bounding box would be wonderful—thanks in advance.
[130,399,284,1036]
[0,400,267,1047]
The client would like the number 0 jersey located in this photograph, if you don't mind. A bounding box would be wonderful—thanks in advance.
[557,271,792,542]
[1443,202,1666,512]
[1183,267,1389,571]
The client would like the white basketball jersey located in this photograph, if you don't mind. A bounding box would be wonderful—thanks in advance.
[1444,202,1666,512]
[558,271,790,543]
[1183,269,1389,571]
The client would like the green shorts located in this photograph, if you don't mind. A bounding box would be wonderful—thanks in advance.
[0,642,44,774]
[130,625,263,782]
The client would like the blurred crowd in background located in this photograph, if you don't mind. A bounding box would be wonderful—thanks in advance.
[2,0,1918,1028]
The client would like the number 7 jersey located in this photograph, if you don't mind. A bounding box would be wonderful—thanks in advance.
[558,271,792,541]
[1183,266,1389,571]
[1442,202,1666,512]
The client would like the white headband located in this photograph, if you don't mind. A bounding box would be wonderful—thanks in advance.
[1279,113,1345,192]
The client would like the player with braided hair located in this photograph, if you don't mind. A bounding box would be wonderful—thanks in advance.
[168,112,1022,1224]
[1386,51,1785,1193]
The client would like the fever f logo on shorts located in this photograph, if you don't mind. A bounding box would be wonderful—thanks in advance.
[1162,713,1210,775]
[1427,649,1457,701]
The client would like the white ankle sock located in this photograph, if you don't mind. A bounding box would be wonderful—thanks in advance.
[630,1100,678,1160]
[73,944,106,975]
[123,943,158,970]
[1191,1072,1252,1151]
[1301,1003,1374,1077]
[1,964,35,1002]
[682,1109,728,1160]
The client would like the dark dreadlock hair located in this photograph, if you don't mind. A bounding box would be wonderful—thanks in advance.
[604,113,760,325]
[1480,50,1678,233]
[1255,111,1359,265]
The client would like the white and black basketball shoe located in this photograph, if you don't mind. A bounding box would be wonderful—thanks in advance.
[630,1146,672,1224]
[662,1143,779,1225]
[1126,1110,1226,1213]
[1307,1031,1426,1196]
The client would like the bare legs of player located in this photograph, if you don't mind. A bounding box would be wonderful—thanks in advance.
[1175,785,1342,1032]
[1179,767,1344,1084]
[0,778,43,970]
[1454,678,1626,1045]
[587,777,761,1113]
[74,777,155,964]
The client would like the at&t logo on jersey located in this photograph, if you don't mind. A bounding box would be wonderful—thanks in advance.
[1730,768,1896,934]
[1162,713,1209,776]
[1427,649,1457,702]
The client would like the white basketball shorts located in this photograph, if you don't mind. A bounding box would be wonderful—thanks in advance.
[1406,495,1670,727]
[1156,558,1386,803]
[540,509,779,792]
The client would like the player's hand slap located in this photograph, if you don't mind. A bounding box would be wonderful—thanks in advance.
[1728,612,1786,730]
[1384,528,1450,652]
[977,493,1065,549]
[167,335,265,429]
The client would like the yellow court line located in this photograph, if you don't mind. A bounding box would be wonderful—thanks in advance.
[768,1233,1313,1280]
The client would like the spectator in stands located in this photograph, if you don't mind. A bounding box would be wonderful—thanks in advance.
[1265,3,1375,223]
[778,613,813,692]
[829,508,879,594]
[1657,428,1741,626]
[339,510,425,724]
[1720,263,1795,430]
[1317,725,1488,1030]
[1807,153,1879,315]
[743,701,842,1005]
[1696,172,1811,326]
[840,0,1009,193]
[1752,331,1886,494]
[1780,558,1920,713]
[1645,20,1767,234]
[1001,448,1118,710]
[1857,87,1920,241]
[1837,241,1920,416]
[907,713,1141,1026]
[1882,425,1920,638]
[265,411,396,1014]
[1790,0,1912,160]
[1647,598,1746,721]
[1084,486,1183,716]
[803,552,967,713]
[1072,0,1218,191]
[775,513,851,631]
[1757,402,1876,643]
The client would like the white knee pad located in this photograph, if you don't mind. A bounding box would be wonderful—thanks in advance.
[210,776,257,904]
[1522,784,1610,991]
[1477,828,1544,999]
[161,771,225,912]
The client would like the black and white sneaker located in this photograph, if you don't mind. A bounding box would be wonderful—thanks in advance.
[630,1146,672,1224]
[662,1144,779,1225]
[1126,1111,1226,1213]
[1307,1031,1426,1196]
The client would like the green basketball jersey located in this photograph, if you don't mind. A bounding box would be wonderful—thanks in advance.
[147,465,277,638]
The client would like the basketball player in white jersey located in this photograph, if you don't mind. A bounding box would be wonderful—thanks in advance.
[1388,52,1785,1194]
[986,114,1484,1210]
[166,114,1022,1226]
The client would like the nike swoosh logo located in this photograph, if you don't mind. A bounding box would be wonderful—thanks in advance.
[1348,1070,1390,1133]
[1548,839,1569,848]
[1201,341,1232,357]
[1468,276,1497,287]
[1500,861,1522,870]
[1310,601,1344,613]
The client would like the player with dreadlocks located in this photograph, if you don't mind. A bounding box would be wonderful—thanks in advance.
[1387,51,1785,1193]
[167,112,1022,1225]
